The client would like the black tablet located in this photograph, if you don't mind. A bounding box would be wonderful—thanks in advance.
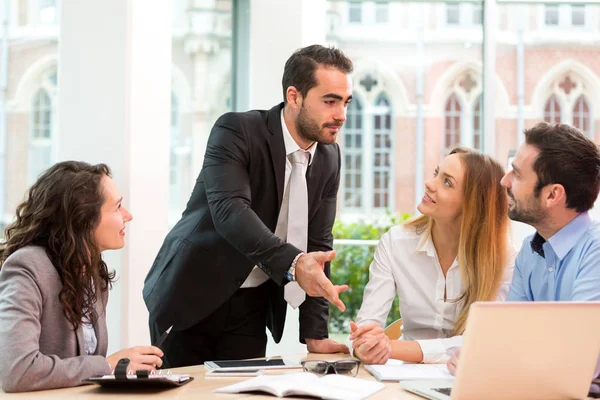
[204,358,301,371]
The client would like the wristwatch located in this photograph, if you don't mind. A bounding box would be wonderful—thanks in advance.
[285,253,304,282]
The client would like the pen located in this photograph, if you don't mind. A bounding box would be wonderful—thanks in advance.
[154,325,173,348]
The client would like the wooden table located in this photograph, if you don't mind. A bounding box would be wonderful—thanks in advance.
[0,353,420,399]
[1,354,598,399]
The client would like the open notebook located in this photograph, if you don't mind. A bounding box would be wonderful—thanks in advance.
[214,372,385,400]
[365,359,455,382]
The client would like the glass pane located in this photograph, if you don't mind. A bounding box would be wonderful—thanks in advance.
[345,134,352,148]
[571,5,585,26]
[472,4,482,25]
[349,2,362,23]
[375,2,389,24]
[496,2,599,170]
[545,5,559,26]
[327,1,483,215]
[169,0,233,227]
[446,4,459,24]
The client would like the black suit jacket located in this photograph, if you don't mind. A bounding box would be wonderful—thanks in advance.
[143,103,341,343]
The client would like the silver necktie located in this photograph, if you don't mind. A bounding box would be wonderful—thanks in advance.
[284,150,310,308]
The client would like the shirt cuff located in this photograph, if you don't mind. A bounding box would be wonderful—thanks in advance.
[346,334,356,358]
[416,339,450,364]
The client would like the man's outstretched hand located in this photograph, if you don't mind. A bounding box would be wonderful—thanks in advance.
[294,250,348,311]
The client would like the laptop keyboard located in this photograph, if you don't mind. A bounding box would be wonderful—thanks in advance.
[433,387,452,396]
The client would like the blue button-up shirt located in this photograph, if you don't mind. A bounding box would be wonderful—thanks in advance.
[507,212,600,378]
[508,212,600,302]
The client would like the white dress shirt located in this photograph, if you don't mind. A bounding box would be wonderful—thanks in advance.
[355,224,515,363]
[241,110,317,287]
[82,318,97,356]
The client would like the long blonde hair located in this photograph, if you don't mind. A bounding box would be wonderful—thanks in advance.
[404,147,509,335]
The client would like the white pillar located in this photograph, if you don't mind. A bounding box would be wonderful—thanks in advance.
[58,0,172,352]
[248,0,327,357]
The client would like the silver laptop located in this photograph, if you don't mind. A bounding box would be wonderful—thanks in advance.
[401,302,600,400]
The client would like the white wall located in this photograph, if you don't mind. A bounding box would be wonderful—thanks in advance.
[58,0,172,352]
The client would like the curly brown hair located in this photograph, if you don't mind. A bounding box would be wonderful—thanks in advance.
[0,161,116,331]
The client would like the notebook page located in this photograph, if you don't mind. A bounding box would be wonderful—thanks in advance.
[310,374,386,400]
[366,362,455,381]
[213,373,318,397]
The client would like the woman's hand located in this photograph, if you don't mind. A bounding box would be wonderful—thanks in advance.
[349,321,391,365]
[446,349,460,376]
[106,346,164,373]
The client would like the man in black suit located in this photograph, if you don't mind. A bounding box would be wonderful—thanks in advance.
[143,45,354,368]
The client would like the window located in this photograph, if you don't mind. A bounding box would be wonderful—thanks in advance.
[472,3,483,25]
[446,3,460,25]
[38,0,57,24]
[573,95,590,137]
[473,95,482,151]
[342,97,363,209]
[29,89,54,183]
[544,94,562,124]
[444,95,461,153]
[545,4,559,26]
[372,94,392,209]
[348,1,362,23]
[375,1,389,24]
[341,92,394,213]
[571,5,585,26]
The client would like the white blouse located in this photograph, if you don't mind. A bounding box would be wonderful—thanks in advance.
[355,224,515,363]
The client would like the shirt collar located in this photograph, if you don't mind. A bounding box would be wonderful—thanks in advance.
[530,212,592,260]
[415,229,437,258]
[280,109,317,165]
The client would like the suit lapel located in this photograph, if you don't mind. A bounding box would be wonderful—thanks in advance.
[306,149,322,213]
[266,103,286,208]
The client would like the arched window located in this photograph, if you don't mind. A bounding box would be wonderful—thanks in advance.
[372,94,392,209]
[342,96,363,208]
[29,89,53,183]
[444,95,461,153]
[573,95,590,137]
[544,94,561,124]
[473,95,482,150]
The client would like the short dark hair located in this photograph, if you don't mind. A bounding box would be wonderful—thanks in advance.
[281,44,353,104]
[524,122,600,212]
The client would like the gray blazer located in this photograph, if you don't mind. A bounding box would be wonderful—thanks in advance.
[0,246,111,392]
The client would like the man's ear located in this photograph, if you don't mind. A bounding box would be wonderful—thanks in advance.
[544,184,567,208]
[286,86,302,109]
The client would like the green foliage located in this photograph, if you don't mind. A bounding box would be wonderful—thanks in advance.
[328,212,412,334]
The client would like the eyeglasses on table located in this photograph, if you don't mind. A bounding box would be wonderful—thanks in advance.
[301,359,361,377]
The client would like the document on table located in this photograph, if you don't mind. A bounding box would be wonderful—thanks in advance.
[214,372,385,400]
[365,359,455,382]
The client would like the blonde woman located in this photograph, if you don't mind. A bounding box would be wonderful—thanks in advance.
[349,147,515,365]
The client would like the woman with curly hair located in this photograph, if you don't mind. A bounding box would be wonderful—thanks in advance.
[0,161,163,392]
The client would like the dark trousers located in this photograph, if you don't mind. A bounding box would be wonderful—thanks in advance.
[150,283,270,368]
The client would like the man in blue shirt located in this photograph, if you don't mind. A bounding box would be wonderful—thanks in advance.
[448,122,600,378]
[503,122,600,303]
